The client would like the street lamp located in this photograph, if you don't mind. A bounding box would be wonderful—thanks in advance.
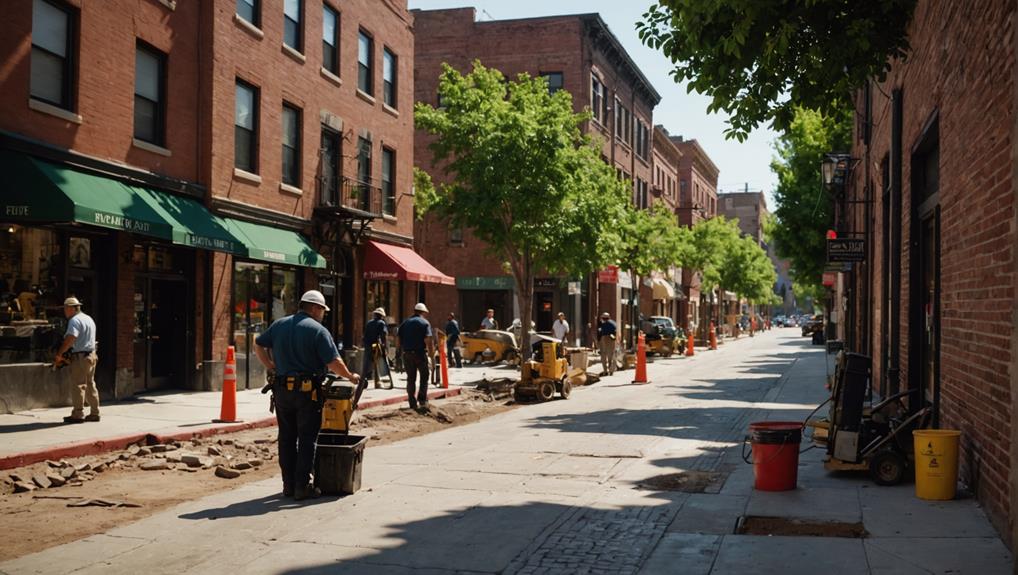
[821,153,857,191]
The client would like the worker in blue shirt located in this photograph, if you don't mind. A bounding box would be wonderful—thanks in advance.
[398,303,436,411]
[357,307,391,408]
[55,297,99,423]
[597,312,618,376]
[444,312,463,368]
[255,290,360,500]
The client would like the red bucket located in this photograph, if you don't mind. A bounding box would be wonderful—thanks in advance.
[745,421,802,491]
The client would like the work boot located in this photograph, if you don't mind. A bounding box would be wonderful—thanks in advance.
[407,397,418,410]
[294,484,321,501]
[63,416,85,424]
[84,414,101,422]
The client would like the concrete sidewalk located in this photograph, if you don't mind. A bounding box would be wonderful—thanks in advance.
[0,360,520,469]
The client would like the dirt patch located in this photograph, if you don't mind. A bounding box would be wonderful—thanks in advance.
[636,470,726,493]
[736,516,868,538]
[0,389,513,561]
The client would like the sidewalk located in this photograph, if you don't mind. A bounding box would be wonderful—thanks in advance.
[640,334,1014,574]
[0,360,518,469]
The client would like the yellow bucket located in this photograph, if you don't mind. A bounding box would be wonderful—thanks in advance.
[913,429,961,500]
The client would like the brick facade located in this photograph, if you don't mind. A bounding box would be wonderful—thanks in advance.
[413,8,660,343]
[848,0,1016,545]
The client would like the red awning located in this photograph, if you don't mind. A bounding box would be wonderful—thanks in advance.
[362,240,455,285]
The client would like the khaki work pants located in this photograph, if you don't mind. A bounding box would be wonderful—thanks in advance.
[599,335,616,375]
[69,352,99,418]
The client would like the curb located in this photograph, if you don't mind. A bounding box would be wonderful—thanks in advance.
[0,387,462,471]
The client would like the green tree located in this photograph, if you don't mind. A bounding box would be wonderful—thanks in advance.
[415,62,630,355]
[617,202,691,346]
[637,0,915,140]
[770,105,853,290]
[683,216,742,332]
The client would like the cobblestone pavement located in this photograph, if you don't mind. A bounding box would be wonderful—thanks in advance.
[505,501,682,575]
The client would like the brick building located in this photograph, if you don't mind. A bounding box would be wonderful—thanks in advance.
[649,125,684,322]
[671,136,719,339]
[0,0,426,409]
[845,0,1017,549]
[413,8,660,346]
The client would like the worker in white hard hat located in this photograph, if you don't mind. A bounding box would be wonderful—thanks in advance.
[355,307,391,407]
[397,303,435,411]
[55,296,100,424]
[255,289,361,500]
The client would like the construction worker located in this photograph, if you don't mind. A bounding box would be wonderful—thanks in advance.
[399,303,436,411]
[255,290,361,500]
[597,312,617,376]
[56,297,99,423]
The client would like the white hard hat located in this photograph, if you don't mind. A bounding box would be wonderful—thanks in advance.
[414,303,430,313]
[63,297,82,307]
[372,307,386,317]
[300,290,330,311]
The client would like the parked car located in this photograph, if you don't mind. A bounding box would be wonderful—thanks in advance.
[774,315,787,327]
[801,314,824,337]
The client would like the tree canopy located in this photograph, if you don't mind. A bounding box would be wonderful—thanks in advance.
[637,0,915,140]
[618,203,690,277]
[770,105,853,290]
[415,62,630,351]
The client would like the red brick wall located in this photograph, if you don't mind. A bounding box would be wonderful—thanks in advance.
[0,0,203,182]
[852,0,1014,538]
[207,0,415,235]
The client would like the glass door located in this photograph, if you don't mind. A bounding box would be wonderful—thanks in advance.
[233,262,269,389]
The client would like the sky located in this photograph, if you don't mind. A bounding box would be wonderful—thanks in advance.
[407,0,781,207]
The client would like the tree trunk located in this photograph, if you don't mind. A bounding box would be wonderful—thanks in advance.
[516,279,534,360]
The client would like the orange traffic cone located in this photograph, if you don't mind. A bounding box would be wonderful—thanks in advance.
[633,332,650,384]
[214,346,241,423]
[709,321,718,350]
[439,334,450,389]
[686,328,695,357]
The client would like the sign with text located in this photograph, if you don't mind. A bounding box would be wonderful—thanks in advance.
[598,266,619,284]
[567,281,581,296]
[827,238,866,262]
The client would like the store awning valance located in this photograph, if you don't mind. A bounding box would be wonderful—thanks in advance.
[363,240,454,285]
[0,150,245,255]
[0,150,327,268]
[651,277,676,300]
[222,218,327,269]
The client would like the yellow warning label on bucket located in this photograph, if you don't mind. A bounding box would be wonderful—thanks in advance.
[929,458,939,468]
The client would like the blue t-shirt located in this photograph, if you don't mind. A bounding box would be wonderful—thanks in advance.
[398,315,433,353]
[597,319,617,338]
[65,312,96,352]
[363,317,388,348]
[255,312,339,376]
[445,319,461,343]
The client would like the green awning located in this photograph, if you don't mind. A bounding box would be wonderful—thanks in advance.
[223,218,327,269]
[0,150,246,256]
[0,150,326,268]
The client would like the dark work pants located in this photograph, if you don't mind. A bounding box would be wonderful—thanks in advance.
[274,386,322,492]
[403,351,430,408]
[446,339,462,368]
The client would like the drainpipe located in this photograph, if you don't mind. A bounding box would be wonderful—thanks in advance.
[888,89,903,395]
[1009,7,1018,556]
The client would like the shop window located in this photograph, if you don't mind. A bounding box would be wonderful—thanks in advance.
[134,42,166,146]
[31,0,76,110]
[0,226,64,363]
[322,4,339,75]
[365,280,399,322]
[382,47,397,108]
[283,0,303,53]
[237,0,260,27]
[357,30,373,96]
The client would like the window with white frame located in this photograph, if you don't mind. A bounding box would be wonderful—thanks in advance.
[31,0,75,109]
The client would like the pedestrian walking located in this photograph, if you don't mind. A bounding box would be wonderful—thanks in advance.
[355,307,390,407]
[597,312,617,376]
[254,289,361,500]
[399,303,436,411]
[56,297,99,424]
[480,308,498,330]
[552,312,570,342]
[445,312,463,368]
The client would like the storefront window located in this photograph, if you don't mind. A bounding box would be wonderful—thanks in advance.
[365,280,399,322]
[0,225,64,363]
[232,261,302,388]
[271,267,298,321]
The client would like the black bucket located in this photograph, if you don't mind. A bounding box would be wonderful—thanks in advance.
[314,433,367,495]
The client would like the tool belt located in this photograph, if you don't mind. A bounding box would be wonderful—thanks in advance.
[273,373,326,402]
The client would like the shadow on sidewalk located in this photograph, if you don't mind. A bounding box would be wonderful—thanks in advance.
[179,492,337,520]
[0,421,69,433]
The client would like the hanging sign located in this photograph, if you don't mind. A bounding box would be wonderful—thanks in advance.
[827,238,866,262]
